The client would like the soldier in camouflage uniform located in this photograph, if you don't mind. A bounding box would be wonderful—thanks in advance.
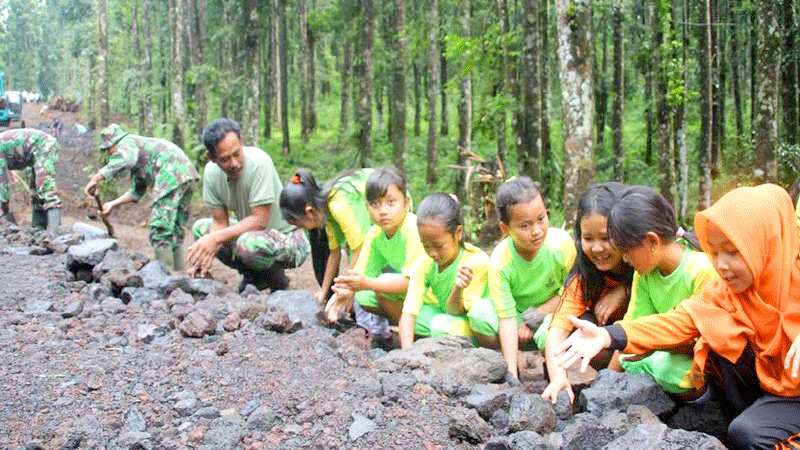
[0,128,62,233]
[84,124,199,271]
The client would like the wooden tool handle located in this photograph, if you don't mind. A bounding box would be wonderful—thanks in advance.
[93,194,115,237]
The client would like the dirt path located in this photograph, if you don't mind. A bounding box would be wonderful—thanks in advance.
[10,104,319,292]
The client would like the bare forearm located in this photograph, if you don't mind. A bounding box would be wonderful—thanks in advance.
[499,318,519,376]
[112,192,137,207]
[399,313,416,349]
[545,328,571,381]
[364,273,408,295]
[536,295,562,315]
[446,287,466,315]
[320,250,342,293]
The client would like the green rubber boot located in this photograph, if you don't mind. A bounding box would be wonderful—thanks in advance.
[173,245,187,272]
[31,208,47,229]
[154,246,176,271]
[45,208,61,234]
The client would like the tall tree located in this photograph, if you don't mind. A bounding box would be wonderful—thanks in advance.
[652,1,675,206]
[782,0,798,144]
[456,0,472,199]
[556,0,594,229]
[278,0,290,154]
[539,0,552,187]
[495,0,510,164]
[262,1,274,139]
[96,0,109,126]
[753,0,781,180]
[189,0,207,138]
[242,0,260,145]
[339,40,353,134]
[413,62,422,136]
[440,47,449,136]
[426,0,440,185]
[299,0,312,141]
[519,0,541,180]
[730,0,744,146]
[389,0,408,170]
[611,1,624,181]
[594,12,609,154]
[168,0,188,148]
[698,0,713,209]
[674,0,689,222]
[354,0,375,166]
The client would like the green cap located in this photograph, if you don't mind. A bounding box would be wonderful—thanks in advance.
[98,123,129,150]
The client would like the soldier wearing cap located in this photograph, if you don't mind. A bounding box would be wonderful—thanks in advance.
[0,128,62,233]
[84,124,199,270]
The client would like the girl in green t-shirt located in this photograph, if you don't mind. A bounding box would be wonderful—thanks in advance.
[398,193,498,349]
[330,167,427,325]
[607,185,717,399]
[279,168,392,338]
[489,176,577,381]
[279,168,374,304]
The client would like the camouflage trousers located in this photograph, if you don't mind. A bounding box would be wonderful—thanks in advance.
[192,218,310,271]
[149,182,194,251]
[0,142,62,210]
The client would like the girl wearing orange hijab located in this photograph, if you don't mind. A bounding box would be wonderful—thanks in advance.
[555,184,800,450]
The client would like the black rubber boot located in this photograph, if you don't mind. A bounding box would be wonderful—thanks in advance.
[237,265,290,293]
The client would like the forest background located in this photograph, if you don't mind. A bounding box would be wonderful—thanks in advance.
[0,0,796,241]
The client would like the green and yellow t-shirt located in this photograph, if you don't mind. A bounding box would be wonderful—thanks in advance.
[624,248,717,320]
[353,211,427,278]
[402,243,490,316]
[489,227,576,320]
[325,169,373,252]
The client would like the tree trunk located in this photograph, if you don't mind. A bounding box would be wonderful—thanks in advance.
[710,0,721,176]
[698,0,713,210]
[309,7,317,132]
[674,0,689,222]
[456,1,472,199]
[141,0,154,134]
[355,0,375,166]
[413,62,422,137]
[278,0,290,154]
[299,0,313,141]
[390,0,408,170]
[168,0,188,148]
[730,0,743,147]
[644,62,654,165]
[652,2,675,206]
[132,2,146,133]
[440,46,449,136]
[556,0,594,229]
[96,0,109,126]
[539,0,552,188]
[783,0,798,144]
[595,16,608,154]
[241,0,260,146]
[426,0,440,185]
[519,0,541,181]
[339,41,352,134]
[754,0,781,180]
[263,2,274,140]
[190,0,207,138]
[495,0,510,165]
[611,1,624,181]
[750,6,757,135]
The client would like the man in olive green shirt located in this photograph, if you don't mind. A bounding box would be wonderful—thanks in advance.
[188,118,310,291]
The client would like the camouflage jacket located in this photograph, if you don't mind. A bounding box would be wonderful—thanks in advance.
[99,134,199,202]
[0,129,58,170]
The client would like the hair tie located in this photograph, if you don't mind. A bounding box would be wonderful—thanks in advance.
[291,174,302,185]
[676,226,686,239]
